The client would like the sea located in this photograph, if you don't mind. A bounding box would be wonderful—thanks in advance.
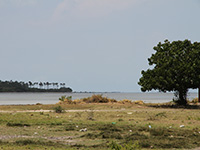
[0,92,198,105]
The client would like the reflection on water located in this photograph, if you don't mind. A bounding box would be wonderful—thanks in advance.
[0,92,198,105]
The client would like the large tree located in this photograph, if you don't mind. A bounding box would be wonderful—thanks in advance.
[138,39,200,105]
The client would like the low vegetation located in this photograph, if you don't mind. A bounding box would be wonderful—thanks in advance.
[58,94,143,105]
[0,95,199,149]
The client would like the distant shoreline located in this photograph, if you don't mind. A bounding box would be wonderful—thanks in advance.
[0,80,72,93]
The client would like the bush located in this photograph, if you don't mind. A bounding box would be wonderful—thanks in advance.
[82,95,110,103]
[59,95,66,101]
[53,106,64,113]
[59,96,73,104]
[118,99,133,104]
[109,141,122,150]
[133,100,144,105]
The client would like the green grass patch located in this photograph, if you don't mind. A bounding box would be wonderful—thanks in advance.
[0,103,199,149]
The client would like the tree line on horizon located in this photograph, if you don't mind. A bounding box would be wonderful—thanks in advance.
[0,80,72,92]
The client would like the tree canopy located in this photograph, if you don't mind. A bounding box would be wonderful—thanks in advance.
[138,39,200,105]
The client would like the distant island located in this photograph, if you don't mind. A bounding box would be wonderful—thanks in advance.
[0,80,72,92]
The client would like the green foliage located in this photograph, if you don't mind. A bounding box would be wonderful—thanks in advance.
[15,139,57,146]
[59,95,72,101]
[101,131,123,139]
[138,39,200,105]
[0,107,200,149]
[109,141,122,150]
[59,96,66,101]
[7,122,31,127]
[53,105,64,113]
[65,125,75,131]
[0,80,72,92]
[109,141,141,150]
[59,95,73,104]
[0,80,29,92]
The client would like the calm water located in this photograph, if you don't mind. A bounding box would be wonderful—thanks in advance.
[0,92,198,105]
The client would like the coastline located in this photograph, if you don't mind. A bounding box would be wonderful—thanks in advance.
[0,92,198,105]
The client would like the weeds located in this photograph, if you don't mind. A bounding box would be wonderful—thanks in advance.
[0,102,200,149]
[65,124,76,131]
[82,95,115,103]
[109,141,141,150]
[7,122,31,127]
[147,112,167,120]
[53,106,64,113]
[59,96,66,102]
[59,96,73,104]
[87,110,95,120]
[15,139,61,147]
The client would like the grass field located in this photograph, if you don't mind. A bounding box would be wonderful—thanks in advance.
[0,97,199,150]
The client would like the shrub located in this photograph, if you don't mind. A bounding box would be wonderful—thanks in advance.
[118,99,133,104]
[53,106,64,113]
[133,100,144,105]
[59,95,66,101]
[82,95,110,103]
[109,141,122,150]
[118,118,124,122]
[59,96,73,104]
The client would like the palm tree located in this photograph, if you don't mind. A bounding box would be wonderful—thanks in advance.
[63,83,66,88]
[43,82,47,89]
[52,83,56,89]
[55,83,59,89]
[28,81,33,88]
[60,83,66,88]
[46,82,50,89]
[39,82,43,89]
[34,82,38,88]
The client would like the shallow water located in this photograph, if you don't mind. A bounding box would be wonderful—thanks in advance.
[0,92,198,105]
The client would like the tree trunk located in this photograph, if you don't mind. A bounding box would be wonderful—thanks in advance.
[178,89,188,106]
[199,87,200,103]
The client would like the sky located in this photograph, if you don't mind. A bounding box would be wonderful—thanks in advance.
[0,0,200,92]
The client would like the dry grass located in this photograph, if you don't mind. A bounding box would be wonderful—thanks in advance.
[0,95,199,149]
[0,103,199,149]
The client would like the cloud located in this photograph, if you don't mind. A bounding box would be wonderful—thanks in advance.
[29,0,145,27]
[0,0,36,7]
[52,0,143,21]
[52,0,74,21]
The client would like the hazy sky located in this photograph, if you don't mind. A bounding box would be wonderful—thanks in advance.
[1,0,200,92]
